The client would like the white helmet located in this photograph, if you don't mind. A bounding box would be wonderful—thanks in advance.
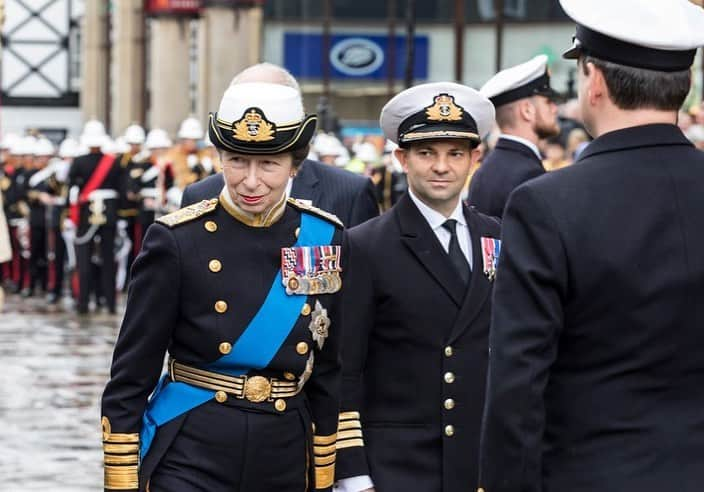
[145,128,172,150]
[177,116,204,140]
[80,119,108,148]
[34,137,56,156]
[354,142,379,164]
[114,137,131,154]
[58,138,80,158]
[313,133,344,157]
[101,138,118,155]
[1,133,20,150]
[10,135,37,156]
[123,124,146,145]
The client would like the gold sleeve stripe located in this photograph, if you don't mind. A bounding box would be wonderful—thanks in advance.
[104,465,138,490]
[337,420,361,431]
[313,443,337,455]
[104,454,139,465]
[337,429,363,440]
[336,438,365,450]
[338,411,360,420]
[104,433,139,443]
[103,443,139,454]
[314,453,337,466]
[315,463,335,489]
[313,433,337,446]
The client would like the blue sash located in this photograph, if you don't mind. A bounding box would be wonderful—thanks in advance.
[139,212,335,460]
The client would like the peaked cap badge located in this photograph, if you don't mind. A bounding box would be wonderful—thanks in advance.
[233,108,276,142]
[425,93,463,122]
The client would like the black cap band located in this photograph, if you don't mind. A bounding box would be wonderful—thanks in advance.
[566,24,696,72]
[397,109,479,143]
[489,71,557,108]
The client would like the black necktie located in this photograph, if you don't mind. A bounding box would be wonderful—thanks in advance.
[442,219,470,285]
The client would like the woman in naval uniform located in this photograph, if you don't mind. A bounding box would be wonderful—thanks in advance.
[101,82,344,492]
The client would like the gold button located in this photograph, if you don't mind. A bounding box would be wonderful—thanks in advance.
[214,300,228,313]
[209,259,222,273]
[444,398,455,410]
[219,342,232,355]
[296,342,309,355]
[444,372,455,384]
[444,346,453,357]
[478,488,485,492]
[295,227,300,238]
[215,391,228,403]
[445,425,455,437]
[301,303,311,316]
[283,372,296,381]
[274,399,287,412]
[204,220,218,232]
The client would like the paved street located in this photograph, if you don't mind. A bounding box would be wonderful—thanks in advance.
[0,292,122,491]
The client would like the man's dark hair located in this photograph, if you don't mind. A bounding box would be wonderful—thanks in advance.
[580,55,691,111]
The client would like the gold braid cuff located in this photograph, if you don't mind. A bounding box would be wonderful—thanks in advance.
[314,432,337,489]
[102,417,139,490]
[336,411,365,450]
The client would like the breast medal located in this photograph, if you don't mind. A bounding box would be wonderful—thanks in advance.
[481,237,501,281]
[281,245,342,295]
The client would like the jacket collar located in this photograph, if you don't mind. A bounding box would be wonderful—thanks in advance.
[494,137,543,165]
[577,123,691,162]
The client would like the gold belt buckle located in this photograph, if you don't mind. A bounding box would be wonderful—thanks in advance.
[242,375,272,403]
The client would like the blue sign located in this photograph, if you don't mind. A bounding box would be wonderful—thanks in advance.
[284,33,429,80]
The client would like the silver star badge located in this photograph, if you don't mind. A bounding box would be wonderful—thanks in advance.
[309,300,331,349]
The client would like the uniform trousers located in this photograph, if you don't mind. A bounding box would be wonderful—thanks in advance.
[75,225,116,312]
[147,399,310,492]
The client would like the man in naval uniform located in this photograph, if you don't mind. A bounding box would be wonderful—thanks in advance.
[478,1,704,491]
[334,83,500,492]
[468,55,560,218]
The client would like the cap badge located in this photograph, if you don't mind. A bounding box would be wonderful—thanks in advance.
[426,94,463,122]
[233,108,275,142]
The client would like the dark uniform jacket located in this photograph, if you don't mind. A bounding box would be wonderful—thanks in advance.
[479,124,704,492]
[337,193,500,492]
[101,197,345,492]
[468,137,545,218]
[181,159,379,228]
[68,152,124,229]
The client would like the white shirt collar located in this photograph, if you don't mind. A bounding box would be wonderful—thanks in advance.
[499,134,542,160]
[408,187,466,231]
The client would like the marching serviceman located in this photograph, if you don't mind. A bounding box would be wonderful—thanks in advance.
[1,133,20,287]
[468,55,559,218]
[24,137,56,297]
[68,120,123,314]
[479,1,704,491]
[335,83,500,492]
[102,82,344,491]
[6,136,36,294]
[117,124,147,274]
[171,116,213,188]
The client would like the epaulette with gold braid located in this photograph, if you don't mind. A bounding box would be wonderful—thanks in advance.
[287,198,344,228]
[156,198,219,228]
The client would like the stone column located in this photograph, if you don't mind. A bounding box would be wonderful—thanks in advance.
[111,0,146,136]
[197,6,263,121]
[81,1,109,126]
[149,17,191,137]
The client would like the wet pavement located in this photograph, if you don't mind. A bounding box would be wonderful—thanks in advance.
[0,290,122,491]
